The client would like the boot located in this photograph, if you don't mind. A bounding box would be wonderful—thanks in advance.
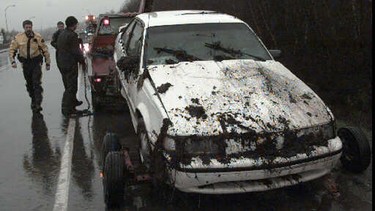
[75,100,83,106]
[62,108,83,117]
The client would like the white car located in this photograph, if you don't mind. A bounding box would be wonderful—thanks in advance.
[104,11,368,204]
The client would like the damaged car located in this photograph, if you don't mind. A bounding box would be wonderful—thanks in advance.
[102,10,370,206]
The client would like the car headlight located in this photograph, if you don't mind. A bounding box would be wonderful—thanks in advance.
[163,136,222,156]
[321,121,336,140]
[182,138,221,155]
[296,122,336,141]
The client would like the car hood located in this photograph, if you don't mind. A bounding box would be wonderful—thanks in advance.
[147,60,333,136]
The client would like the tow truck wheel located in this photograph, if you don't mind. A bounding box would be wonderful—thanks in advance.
[338,127,371,173]
[102,132,121,171]
[103,151,125,208]
[137,119,151,170]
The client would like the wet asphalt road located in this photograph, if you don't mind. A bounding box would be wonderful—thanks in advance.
[0,47,372,211]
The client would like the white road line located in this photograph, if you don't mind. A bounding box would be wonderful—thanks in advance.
[53,118,76,211]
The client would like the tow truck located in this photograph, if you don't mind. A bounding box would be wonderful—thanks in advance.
[87,13,137,111]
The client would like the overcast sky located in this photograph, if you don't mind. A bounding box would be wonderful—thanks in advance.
[1,0,129,32]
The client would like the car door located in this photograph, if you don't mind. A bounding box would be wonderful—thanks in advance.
[116,19,144,113]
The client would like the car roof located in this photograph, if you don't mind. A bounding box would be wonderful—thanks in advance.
[136,10,244,27]
[98,12,138,20]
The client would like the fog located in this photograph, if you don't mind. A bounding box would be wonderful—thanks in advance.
[1,0,128,31]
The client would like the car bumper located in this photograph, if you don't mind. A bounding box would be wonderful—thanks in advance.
[165,136,342,194]
[90,76,120,96]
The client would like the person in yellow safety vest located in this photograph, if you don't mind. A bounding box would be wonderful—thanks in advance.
[9,20,51,113]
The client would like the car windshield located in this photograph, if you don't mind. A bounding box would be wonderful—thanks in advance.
[145,23,272,65]
[98,17,133,35]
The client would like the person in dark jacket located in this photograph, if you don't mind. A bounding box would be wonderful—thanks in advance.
[52,21,82,107]
[57,16,86,116]
[51,21,64,51]
[51,21,64,73]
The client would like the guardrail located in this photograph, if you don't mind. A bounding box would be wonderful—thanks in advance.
[0,43,10,53]
[0,48,8,53]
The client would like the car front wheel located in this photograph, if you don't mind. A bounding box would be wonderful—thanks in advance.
[338,126,371,173]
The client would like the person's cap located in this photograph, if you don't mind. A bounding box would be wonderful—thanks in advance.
[22,20,33,27]
[65,16,78,27]
[57,21,64,25]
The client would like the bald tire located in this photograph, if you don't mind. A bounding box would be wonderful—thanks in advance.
[338,127,371,173]
[103,152,125,208]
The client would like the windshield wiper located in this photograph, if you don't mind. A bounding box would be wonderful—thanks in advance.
[205,42,266,61]
[154,47,201,62]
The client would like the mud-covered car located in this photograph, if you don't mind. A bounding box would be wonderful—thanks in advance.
[107,10,369,199]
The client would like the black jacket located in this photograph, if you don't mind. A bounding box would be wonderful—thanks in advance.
[51,29,63,49]
[56,28,85,69]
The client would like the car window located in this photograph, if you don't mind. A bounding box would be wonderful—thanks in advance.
[145,23,272,65]
[121,21,136,52]
[127,22,144,56]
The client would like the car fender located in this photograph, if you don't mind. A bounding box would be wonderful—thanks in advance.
[135,102,157,141]
[136,100,168,144]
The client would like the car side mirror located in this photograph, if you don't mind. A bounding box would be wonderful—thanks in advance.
[269,49,282,59]
[117,55,140,72]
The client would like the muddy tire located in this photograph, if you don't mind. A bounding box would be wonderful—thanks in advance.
[103,151,125,208]
[102,132,121,171]
[137,119,152,170]
[338,127,371,173]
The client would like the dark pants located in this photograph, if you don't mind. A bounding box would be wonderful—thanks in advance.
[22,62,43,108]
[61,64,78,113]
[56,51,67,89]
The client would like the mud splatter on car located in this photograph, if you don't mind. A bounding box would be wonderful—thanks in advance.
[157,83,173,94]
[115,10,342,194]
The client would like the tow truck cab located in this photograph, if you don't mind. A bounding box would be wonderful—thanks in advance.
[87,13,137,110]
